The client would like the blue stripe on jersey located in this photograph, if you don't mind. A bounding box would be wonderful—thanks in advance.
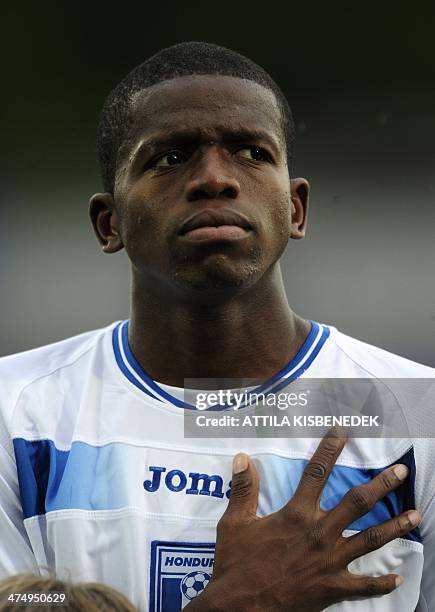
[13,439,69,519]
[112,320,330,409]
[112,324,163,403]
[13,438,421,542]
[260,447,420,543]
[13,439,126,518]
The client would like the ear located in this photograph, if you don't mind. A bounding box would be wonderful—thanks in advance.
[89,193,124,253]
[290,178,310,240]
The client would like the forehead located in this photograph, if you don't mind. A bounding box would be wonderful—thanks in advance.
[127,74,284,147]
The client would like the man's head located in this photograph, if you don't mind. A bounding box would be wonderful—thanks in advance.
[97,42,295,195]
[90,42,309,300]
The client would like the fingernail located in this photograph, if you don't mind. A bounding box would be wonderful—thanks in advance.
[395,576,404,588]
[407,510,421,527]
[233,453,248,474]
[393,464,408,480]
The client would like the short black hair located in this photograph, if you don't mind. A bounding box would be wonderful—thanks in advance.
[97,41,295,194]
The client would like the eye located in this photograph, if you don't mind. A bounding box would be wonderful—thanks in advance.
[153,150,188,169]
[236,146,271,162]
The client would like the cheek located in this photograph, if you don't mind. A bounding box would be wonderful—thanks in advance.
[272,205,293,260]
[118,196,160,261]
[275,194,293,230]
[261,188,293,248]
[119,178,177,244]
[249,171,291,223]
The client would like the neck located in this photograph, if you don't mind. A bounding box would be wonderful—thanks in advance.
[128,265,311,387]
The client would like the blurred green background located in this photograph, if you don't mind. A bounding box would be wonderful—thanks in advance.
[2,1,434,365]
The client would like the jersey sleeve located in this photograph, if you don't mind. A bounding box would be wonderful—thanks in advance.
[0,393,38,576]
[414,436,435,610]
[419,500,435,610]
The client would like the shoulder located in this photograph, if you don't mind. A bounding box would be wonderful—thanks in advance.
[323,325,435,528]
[0,322,119,424]
[326,324,435,378]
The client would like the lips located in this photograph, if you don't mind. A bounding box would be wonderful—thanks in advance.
[178,209,253,236]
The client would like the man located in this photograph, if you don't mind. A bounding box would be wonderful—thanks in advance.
[0,42,434,611]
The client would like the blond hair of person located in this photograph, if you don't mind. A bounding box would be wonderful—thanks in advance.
[0,573,138,611]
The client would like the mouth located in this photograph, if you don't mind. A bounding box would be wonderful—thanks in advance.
[178,209,253,243]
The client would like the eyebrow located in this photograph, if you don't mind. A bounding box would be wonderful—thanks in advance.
[129,128,282,163]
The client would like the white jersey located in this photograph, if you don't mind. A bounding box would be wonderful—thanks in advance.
[1,320,435,612]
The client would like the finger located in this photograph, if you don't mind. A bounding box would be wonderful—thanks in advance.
[291,431,347,509]
[327,463,410,532]
[339,510,421,565]
[344,572,404,598]
[224,453,259,524]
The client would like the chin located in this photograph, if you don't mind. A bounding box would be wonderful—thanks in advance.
[171,258,264,297]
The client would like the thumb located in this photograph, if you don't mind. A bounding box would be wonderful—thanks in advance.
[226,453,259,521]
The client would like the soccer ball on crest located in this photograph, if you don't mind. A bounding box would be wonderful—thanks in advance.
[180,571,211,600]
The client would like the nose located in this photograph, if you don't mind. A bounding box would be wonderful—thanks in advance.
[185,148,241,201]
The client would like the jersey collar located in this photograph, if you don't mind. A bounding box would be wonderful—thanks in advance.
[112,320,330,409]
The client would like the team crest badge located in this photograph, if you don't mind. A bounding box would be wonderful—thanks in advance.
[150,541,215,611]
